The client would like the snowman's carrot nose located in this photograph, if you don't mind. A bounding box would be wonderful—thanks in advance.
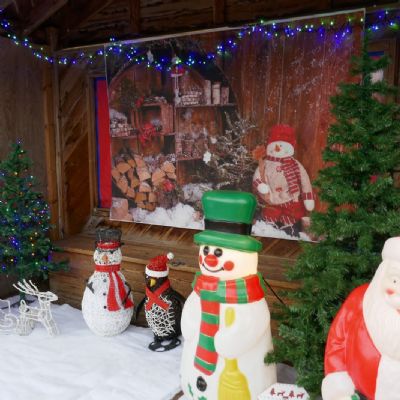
[102,254,109,263]
[205,254,218,267]
[275,144,281,152]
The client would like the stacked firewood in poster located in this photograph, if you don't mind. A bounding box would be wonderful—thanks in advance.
[111,153,177,219]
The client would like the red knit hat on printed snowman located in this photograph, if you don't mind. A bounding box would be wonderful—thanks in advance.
[145,253,174,278]
[266,124,296,148]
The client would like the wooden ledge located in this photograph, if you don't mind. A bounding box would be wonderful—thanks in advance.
[54,233,300,289]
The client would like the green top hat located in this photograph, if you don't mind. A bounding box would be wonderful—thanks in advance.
[194,190,262,252]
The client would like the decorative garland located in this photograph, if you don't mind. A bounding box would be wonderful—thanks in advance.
[0,9,398,67]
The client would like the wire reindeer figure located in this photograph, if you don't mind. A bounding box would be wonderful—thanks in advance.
[13,280,59,336]
[0,299,19,334]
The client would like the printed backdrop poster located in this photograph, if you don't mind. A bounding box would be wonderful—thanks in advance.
[105,10,363,241]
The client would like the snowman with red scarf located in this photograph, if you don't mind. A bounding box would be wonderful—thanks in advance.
[180,191,277,400]
[253,124,314,237]
[82,228,134,336]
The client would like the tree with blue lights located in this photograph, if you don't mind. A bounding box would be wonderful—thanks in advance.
[0,143,68,282]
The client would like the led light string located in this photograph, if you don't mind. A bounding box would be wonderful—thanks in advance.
[0,10,398,68]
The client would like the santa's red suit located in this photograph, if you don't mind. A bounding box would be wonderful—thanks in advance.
[323,236,400,400]
[324,284,380,399]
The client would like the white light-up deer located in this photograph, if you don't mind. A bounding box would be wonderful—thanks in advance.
[13,280,59,336]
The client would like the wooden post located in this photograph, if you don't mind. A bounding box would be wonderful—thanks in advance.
[86,74,98,213]
[213,0,225,25]
[44,27,64,239]
[129,0,141,35]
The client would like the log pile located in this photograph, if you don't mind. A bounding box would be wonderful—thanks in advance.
[112,154,176,211]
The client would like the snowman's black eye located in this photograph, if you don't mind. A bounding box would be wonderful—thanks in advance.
[214,248,223,257]
[203,246,209,255]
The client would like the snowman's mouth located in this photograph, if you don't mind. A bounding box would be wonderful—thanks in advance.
[202,262,224,273]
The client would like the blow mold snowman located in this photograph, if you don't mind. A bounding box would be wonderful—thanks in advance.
[82,228,134,336]
[253,124,314,237]
[180,191,277,400]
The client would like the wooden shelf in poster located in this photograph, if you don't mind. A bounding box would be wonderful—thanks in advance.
[176,156,203,161]
[175,103,236,108]
[141,102,169,107]
[111,135,138,140]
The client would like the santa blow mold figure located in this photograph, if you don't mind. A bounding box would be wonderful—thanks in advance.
[180,191,277,400]
[253,125,314,237]
[322,237,400,400]
[82,228,134,336]
[144,252,185,351]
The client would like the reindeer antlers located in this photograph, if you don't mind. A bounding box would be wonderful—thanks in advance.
[13,280,40,295]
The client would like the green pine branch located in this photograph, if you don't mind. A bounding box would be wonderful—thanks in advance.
[267,34,400,398]
[0,142,68,282]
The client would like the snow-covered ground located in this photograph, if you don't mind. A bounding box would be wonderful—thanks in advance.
[252,219,312,242]
[131,203,313,242]
[131,203,204,230]
[0,302,182,400]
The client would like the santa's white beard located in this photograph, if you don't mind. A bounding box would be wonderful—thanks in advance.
[364,274,400,360]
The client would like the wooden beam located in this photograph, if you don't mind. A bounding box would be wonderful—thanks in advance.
[43,27,62,240]
[129,0,140,35]
[213,0,225,25]
[59,0,114,39]
[0,0,15,9]
[46,27,64,239]
[23,0,68,36]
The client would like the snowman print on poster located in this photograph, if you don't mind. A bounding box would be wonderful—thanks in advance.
[82,228,134,336]
[253,125,315,239]
[180,191,277,400]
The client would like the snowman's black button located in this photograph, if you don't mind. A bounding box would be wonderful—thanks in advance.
[103,292,106,296]
[196,376,207,392]
[103,306,107,309]
[103,279,107,282]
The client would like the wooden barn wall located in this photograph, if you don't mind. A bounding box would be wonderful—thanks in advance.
[0,37,47,193]
[58,66,95,236]
[0,38,48,297]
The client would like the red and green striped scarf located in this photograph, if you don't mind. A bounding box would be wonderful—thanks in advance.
[192,272,267,376]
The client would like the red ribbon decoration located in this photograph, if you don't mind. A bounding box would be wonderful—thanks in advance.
[95,264,134,311]
[145,279,171,311]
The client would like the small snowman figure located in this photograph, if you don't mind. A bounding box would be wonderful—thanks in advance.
[82,228,134,336]
[180,191,277,400]
[143,253,185,351]
[253,124,314,237]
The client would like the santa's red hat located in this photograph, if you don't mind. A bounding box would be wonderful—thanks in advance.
[266,124,296,147]
[382,237,400,261]
[145,253,174,278]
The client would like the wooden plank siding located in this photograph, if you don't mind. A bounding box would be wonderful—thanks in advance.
[58,66,93,235]
[50,223,301,335]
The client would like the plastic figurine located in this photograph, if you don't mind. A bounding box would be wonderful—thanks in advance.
[180,190,277,400]
[82,228,134,336]
[142,252,185,351]
[253,124,314,237]
[322,237,400,400]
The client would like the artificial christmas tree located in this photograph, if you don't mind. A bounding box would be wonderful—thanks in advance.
[267,35,400,398]
[0,142,68,282]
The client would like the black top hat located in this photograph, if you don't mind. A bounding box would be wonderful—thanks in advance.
[95,227,122,244]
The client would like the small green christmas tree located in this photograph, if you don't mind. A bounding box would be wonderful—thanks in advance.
[267,36,400,397]
[0,142,68,282]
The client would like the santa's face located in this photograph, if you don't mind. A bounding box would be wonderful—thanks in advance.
[198,244,258,280]
[266,140,294,158]
[93,247,122,265]
[364,259,400,359]
[382,260,400,311]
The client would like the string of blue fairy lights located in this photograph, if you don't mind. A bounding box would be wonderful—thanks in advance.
[0,9,398,69]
